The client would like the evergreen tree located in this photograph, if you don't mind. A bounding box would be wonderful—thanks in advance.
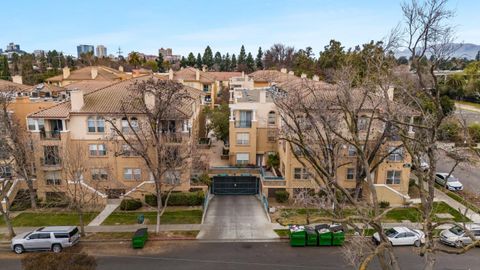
[0,55,11,80]
[246,52,255,72]
[224,53,231,71]
[476,50,480,61]
[255,47,263,70]
[180,56,187,68]
[202,46,214,69]
[238,45,246,65]
[195,53,203,69]
[187,52,196,67]
[156,52,165,72]
[231,54,237,71]
[213,51,222,71]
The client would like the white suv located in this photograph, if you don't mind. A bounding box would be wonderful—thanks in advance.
[11,226,80,254]
[440,224,480,248]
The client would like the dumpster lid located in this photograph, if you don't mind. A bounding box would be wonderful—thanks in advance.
[305,227,316,234]
[315,224,329,231]
[289,225,305,232]
[133,228,148,237]
[330,224,344,232]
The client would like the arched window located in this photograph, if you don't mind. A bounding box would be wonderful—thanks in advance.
[87,117,96,132]
[268,111,276,125]
[121,117,129,132]
[96,117,105,133]
[131,117,139,130]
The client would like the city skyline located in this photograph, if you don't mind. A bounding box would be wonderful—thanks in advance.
[2,0,479,57]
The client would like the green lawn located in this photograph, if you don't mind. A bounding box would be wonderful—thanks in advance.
[274,229,290,237]
[384,202,470,222]
[445,191,480,214]
[102,210,203,225]
[83,230,200,240]
[0,212,98,227]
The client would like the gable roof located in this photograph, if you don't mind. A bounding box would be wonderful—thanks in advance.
[0,79,32,93]
[46,66,129,83]
[64,80,116,94]
[205,71,242,81]
[249,70,297,83]
[173,67,215,83]
[29,76,204,119]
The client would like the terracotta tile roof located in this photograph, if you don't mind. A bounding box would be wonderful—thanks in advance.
[173,67,214,84]
[0,79,32,92]
[46,66,130,82]
[29,76,204,119]
[31,83,65,94]
[64,80,116,94]
[205,71,242,81]
[249,70,296,83]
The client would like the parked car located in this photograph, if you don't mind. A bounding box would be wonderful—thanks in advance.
[412,156,429,172]
[440,224,480,248]
[11,226,80,254]
[373,227,425,247]
[435,173,463,191]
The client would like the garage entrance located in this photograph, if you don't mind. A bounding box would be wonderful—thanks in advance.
[212,176,259,195]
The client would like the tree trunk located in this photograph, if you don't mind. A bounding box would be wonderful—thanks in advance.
[0,200,15,238]
[23,169,37,209]
[156,190,163,234]
[78,207,86,237]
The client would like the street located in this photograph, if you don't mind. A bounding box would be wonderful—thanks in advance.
[0,241,478,270]
[436,147,480,194]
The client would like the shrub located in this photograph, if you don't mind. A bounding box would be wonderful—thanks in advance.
[120,199,142,211]
[145,191,205,207]
[438,121,461,142]
[275,190,289,203]
[267,153,280,169]
[379,201,390,208]
[468,123,480,143]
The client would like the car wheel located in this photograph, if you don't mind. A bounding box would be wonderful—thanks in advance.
[414,240,421,247]
[13,245,24,254]
[455,240,464,248]
[52,244,62,253]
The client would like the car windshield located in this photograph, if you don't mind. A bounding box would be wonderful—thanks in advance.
[449,226,464,236]
[385,228,398,237]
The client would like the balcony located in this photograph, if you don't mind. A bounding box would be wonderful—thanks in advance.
[40,130,61,140]
[162,133,184,144]
[235,120,252,128]
[40,157,62,168]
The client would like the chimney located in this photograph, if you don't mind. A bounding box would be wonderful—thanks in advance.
[300,73,307,78]
[12,75,23,85]
[288,71,294,75]
[70,89,84,111]
[280,68,287,73]
[195,69,200,81]
[259,89,266,104]
[241,71,245,78]
[387,86,394,101]
[118,65,124,72]
[144,91,155,110]
[62,67,70,79]
[312,75,319,81]
[202,65,207,72]
[91,67,98,79]
[168,68,174,80]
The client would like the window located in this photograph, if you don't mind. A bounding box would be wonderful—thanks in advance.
[38,233,51,239]
[236,153,249,165]
[388,147,403,162]
[0,166,12,178]
[165,170,181,185]
[54,233,69,238]
[89,144,107,156]
[38,119,45,131]
[45,171,61,185]
[87,116,105,133]
[28,234,40,240]
[97,117,105,132]
[236,110,252,128]
[203,84,210,92]
[91,168,108,180]
[268,111,276,125]
[386,170,401,185]
[121,117,129,132]
[348,145,357,157]
[124,168,141,180]
[121,144,139,157]
[87,117,96,132]
[358,117,368,131]
[236,133,249,145]
[27,119,36,131]
[267,129,277,142]
[121,117,138,132]
[346,168,355,180]
[294,168,310,180]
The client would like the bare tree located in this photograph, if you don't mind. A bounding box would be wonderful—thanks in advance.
[0,167,16,238]
[106,78,198,233]
[0,86,37,209]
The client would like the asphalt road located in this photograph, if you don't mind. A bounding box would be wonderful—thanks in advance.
[436,147,480,194]
[0,241,479,270]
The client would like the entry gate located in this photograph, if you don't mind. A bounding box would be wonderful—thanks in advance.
[212,176,259,195]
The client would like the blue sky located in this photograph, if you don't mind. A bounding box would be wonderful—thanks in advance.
[2,0,479,57]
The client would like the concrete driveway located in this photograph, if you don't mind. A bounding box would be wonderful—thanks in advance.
[197,195,278,240]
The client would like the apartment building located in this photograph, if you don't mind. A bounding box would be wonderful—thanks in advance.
[46,66,131,87]
[25,76,204,203]
[227,73,412,206]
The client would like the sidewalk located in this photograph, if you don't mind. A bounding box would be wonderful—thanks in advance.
[0,224,202,234]
[88,199,121,226]
[433,189,480,223]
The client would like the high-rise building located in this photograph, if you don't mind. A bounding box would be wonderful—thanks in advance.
[33,50,45,58]
[77,44,94,58]
[96,45,107,58]
[158,47,181,62]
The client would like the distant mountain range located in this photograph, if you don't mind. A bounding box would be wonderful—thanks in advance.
[395,43,480,60]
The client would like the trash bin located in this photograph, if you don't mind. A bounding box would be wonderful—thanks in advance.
[289,225,306,247]
[330,225,345,246]
[137,214,145,224]
[305,226,318,246]
[317,228,333,246]
[132,228,148,249]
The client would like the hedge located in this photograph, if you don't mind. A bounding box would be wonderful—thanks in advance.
[145,191,205,207]
[120,199,142,211]
[275,190,289,203]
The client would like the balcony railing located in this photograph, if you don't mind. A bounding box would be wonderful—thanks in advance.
[40,157,61,166]
[235,120,252,128]
[40,130,61,140]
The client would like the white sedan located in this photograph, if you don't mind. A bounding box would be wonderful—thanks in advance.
[373,227,425,247]
[435,173,463,191]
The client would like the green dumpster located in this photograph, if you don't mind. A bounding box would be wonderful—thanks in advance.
[317,228,332,246]
[132,228,148,249]
[289,225,306,247]
[331,225,345,246]
[305,226,318,246]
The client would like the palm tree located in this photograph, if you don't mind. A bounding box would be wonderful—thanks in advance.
[128,51,141,69]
